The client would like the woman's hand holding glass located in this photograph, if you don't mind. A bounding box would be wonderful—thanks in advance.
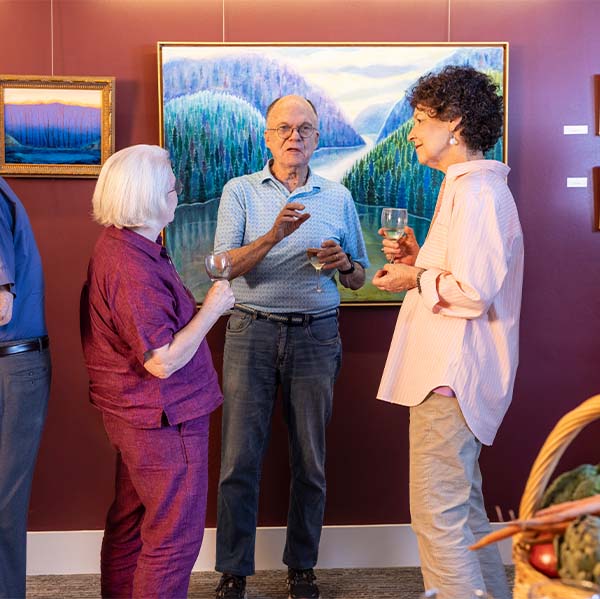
[201,279,235,317]
[379,225,420,265]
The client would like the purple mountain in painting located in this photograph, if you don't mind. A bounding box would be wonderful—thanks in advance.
[163,56,364,149]
[5,102,101,148]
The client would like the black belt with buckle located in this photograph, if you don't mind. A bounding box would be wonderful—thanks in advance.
[0,335,49,358]
[234,304,338,326]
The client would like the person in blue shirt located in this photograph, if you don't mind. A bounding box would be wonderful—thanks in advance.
[214,95,369,599]
[0,176,51,599]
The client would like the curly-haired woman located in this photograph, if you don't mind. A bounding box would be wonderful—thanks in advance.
[373,66,523,599]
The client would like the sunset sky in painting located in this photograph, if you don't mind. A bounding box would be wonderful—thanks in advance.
[4,88,101,108]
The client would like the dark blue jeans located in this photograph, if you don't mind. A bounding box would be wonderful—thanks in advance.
[0,348,51,599]
[215,310,342,576]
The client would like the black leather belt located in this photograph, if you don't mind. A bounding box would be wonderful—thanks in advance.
[0,336,49,358]
[234,304,338,326]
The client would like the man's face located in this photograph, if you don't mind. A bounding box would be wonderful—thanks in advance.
[264,97,319,170]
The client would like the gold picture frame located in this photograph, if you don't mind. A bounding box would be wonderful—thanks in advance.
[0,74,115,178]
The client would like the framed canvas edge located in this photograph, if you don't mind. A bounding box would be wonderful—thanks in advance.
[595,74,600,136]
[156,41,509,307]
[593,166,600,231]
[0,74,115,178]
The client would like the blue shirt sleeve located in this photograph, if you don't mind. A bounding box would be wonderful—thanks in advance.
[340,189,370,269]
[0,193,16,293]
[214,178,247,253]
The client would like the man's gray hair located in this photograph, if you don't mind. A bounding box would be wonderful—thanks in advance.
[92,145,172,229]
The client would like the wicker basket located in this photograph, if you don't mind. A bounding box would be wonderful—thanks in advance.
[512,394,600,598]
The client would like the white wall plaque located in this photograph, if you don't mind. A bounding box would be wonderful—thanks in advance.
[566,177,588,188]
[563,125,588,135]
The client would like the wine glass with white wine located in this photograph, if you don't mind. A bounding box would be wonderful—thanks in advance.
[204,251,232,281]
[306,239,325,293]
[380,207,408,263]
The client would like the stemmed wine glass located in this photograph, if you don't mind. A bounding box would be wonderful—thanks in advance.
[380,207,408,263]
[306,239,325,293]
[204,251,232,281]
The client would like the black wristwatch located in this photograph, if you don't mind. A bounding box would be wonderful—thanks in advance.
[338,253,355,275]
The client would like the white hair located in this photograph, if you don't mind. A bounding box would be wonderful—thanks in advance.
[92,144,172,228]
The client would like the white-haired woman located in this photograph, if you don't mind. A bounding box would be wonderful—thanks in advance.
[80,144,234,599]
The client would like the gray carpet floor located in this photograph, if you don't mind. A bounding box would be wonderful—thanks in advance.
[26,567,515,598]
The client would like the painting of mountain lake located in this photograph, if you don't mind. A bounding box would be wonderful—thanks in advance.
[0,75,114,177]
[158,43,507,304]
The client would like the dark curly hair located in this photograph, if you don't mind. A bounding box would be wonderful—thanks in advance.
[407,65,503,153]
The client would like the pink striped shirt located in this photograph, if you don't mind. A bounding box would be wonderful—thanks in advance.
[377,160,524,445]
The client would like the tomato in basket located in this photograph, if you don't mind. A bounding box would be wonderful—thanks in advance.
[528,542,559,578]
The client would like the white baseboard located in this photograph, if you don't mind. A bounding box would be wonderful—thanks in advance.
[27,524,512,575]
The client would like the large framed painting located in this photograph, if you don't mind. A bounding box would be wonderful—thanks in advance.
[0,74,114,178]
[158,42,508,304]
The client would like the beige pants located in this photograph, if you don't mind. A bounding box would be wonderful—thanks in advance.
[409,393,510,599]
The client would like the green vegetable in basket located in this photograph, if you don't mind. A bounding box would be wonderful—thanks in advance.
[541,464,600,508]
[558,515,600,583]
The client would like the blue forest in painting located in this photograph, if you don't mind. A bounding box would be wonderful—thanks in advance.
[4,102,101,164]
[162,47,505,303]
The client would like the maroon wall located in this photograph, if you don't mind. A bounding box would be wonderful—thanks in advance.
[1,0,599,531]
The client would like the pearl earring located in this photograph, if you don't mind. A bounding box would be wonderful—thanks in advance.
[449,134,458,146]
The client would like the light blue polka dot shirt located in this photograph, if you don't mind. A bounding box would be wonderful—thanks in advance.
[214,161,369,314]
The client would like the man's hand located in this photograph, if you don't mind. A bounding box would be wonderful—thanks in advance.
[318,239,350,271]
[269,202,310,243]
[0,286,13,325]
[380,226,420,265]
[372,264,420,293]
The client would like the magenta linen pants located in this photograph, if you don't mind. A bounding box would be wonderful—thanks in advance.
[100,412,210,599]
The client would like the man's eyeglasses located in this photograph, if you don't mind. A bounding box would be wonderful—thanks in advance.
[169,180,183,195]
[266,124,317,140]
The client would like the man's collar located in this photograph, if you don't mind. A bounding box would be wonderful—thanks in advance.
[260,160,321,191]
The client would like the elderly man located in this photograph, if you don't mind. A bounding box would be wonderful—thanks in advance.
[214,95,368,599]
[0,176,51,599]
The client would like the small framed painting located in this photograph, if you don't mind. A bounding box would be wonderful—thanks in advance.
[0,74,115,177]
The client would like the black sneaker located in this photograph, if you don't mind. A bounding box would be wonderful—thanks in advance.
[215,573,247,599]
[286,568,320,599]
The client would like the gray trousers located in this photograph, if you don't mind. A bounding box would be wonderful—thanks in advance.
[409,393,510,599]
[0,348,51,599]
